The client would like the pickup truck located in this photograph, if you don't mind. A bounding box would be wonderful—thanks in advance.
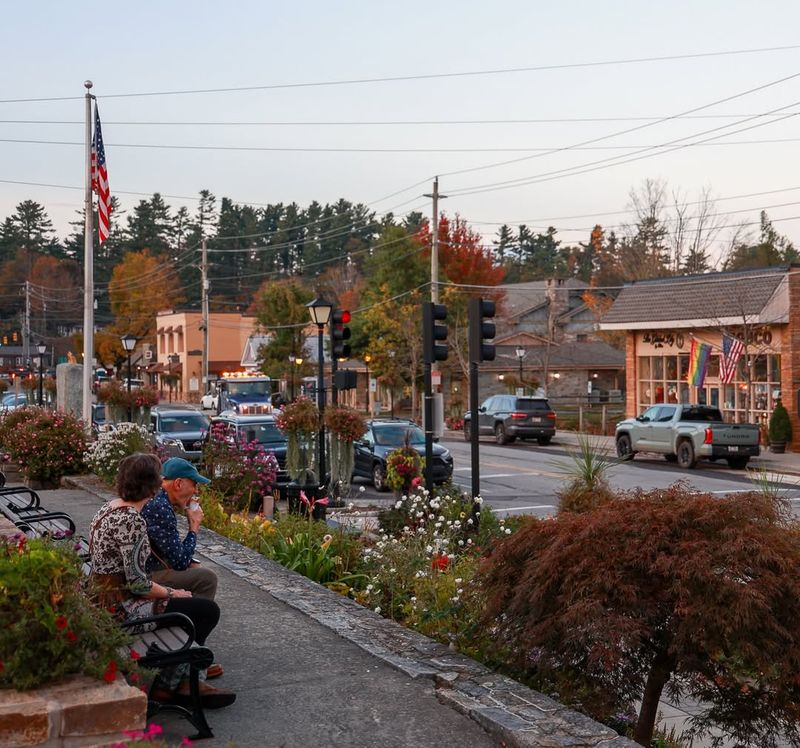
[615,404,760,470]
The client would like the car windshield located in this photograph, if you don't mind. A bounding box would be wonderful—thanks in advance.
[516,399,550,411]
[2,393,23,405]
[227,381,270,397]
[237,422,285,445]
[373,424,425,446]
[159,414,210,433]
[93,404,106,420]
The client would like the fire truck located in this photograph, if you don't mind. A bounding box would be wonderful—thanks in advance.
[213,372,278,415]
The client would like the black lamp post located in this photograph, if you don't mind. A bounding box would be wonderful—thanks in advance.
[516,346,525,391]
[364,354,371,415]
[388,349,396,418]
[306,298,333,487]
[36,342,46,406]
[120,334,137,422]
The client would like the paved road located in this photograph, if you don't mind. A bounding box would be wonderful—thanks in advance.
[442,437,800,518]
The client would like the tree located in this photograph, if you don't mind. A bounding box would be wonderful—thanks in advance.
[125,193,172,253]
[723,211,797,271]
[251,280,313,379]
[9,200,59,257]
[107,250,185,341]
[480,485,800,746]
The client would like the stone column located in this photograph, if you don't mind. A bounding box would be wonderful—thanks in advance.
[56,363,85,418]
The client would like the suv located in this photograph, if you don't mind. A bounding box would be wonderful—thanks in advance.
[150,406,211,462]
[353,419,454,492]
[208,410,289,490]
[464,395,556,445]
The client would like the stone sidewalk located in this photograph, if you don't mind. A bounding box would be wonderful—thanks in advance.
[45,477,635,748]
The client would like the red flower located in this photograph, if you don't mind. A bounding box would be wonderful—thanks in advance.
[129,649,141,661]
[65,630,77,643]
[431,554,449,571]
[55,615,68,630]
[103,660,118,683]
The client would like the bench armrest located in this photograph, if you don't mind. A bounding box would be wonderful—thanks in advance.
[122,611,197,645]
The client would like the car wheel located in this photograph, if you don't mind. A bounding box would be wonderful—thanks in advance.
[676,440,697,469]
[616,434,635,461]
[373,462,388,492]
[463,423,471,441]
[495,423,509,445]
[727,457,749,470]
[537,436,552,446]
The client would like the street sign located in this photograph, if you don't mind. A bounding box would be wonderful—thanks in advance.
[431,370,441,387]
[144,349,152,360]
[369,377,377,392]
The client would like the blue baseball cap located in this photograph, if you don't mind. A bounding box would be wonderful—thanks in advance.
[162,457,211,485]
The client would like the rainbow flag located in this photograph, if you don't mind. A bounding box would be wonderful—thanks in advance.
[687,338,712,387]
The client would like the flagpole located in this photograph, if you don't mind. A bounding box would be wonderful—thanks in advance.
[82,80,94,428]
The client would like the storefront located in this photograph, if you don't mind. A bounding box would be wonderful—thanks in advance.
[601,265,800,441]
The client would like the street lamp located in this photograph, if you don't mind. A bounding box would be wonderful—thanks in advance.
[364,354,372,415]
[36,342,46,406]
[120,333,137,422]
[388,349,396,418]
[289,355,303,401]
[515,346,525,391]
[306,297,333,487]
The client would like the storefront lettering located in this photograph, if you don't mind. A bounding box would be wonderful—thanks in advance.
[642,331,685,349]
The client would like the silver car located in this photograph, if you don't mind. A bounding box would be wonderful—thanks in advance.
[150,407,210,462]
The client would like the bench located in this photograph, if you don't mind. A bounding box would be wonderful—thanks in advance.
[3,487,215,739]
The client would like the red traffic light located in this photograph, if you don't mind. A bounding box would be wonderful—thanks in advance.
[338,309,351,324]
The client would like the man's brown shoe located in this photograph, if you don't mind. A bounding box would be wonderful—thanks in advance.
[206,663,224,679]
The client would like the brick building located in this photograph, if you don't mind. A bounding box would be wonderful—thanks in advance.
[601,265,800,442]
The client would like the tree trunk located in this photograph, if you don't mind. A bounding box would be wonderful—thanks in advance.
[633,653,674,746]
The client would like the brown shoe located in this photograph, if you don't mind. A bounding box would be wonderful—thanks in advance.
[206,663,224,679]
[151,681,236,710]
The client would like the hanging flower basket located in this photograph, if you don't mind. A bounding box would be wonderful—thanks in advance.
[276,397,320,482]
[324,406,367,492]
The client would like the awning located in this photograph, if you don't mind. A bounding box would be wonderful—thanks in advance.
[157,327,165,335]
[145,363,165,373]
[173,325,183,333]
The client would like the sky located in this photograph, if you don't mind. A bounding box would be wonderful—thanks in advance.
[3,1,800,267]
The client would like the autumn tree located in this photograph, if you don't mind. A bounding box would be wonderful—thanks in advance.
[723,210,797,270]
[251,279,313,380]
[480,485,800,747]
[107,250,185,343]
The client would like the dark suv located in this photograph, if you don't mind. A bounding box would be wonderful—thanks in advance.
[353,419,454,492]
[464,395,556,445]
[208,411,290,490]
[150,406,211,462]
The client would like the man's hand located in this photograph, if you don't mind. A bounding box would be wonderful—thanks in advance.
[186,503,204,533]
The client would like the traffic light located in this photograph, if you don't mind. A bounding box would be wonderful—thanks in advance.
[423,302,448,363]
[1,336,6,345]
[468,298,496,363]
[330,309,352,359]
[11,332,17,343]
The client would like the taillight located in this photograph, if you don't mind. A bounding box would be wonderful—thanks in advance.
[546,411,556,419]
[510,412,526,419]
[704,428,713,445]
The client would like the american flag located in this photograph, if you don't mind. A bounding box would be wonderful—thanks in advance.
[91,104,111,244]
[719,334,745,384]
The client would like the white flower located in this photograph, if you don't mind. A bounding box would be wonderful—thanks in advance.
[374,606,382,614]
[347,502,355,510]
[504,528,512,535]
[455,578,462,584]
[466,518,474,526]
[410,596,417,603]
[474,496,483,505]
[457,540,464,546]
[457,588,463,595]
[366,584,374,592]
[425,545,433,553]
[389,568,396,573]
[395,501,403,509]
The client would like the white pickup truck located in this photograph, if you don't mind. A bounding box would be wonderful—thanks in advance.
[615,404,761,470]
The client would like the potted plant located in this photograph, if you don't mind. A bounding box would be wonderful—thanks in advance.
[324,405,367,498]
[768,399,792,453]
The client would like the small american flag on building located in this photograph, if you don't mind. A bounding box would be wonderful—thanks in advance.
[91,104,111,244]
[719,334,745,384]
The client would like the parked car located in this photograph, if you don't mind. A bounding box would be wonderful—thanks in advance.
[200,388,219,410]
[208,410,289,490]
[353,418,454,492]
[91,403,116,436]
[150,406,210,462]
[0,392,28,412]
[615,403,761,469]
[464,395,556,445]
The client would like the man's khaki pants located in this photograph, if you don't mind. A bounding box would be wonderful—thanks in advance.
[150,566,218,600]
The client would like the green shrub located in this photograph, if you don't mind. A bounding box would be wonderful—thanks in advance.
[0,536,137,690]
[769,400,792,443]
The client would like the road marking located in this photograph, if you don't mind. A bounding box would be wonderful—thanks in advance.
[452,467,564,479]
[481,473,519,478]
[502,504,556,512]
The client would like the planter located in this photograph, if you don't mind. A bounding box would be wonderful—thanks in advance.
[24,477,62,490]
[286,482,327,520]
[0,674,146,747]
[770,441,787,454]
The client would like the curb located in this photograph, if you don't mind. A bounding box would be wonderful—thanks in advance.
[63,474,636,748]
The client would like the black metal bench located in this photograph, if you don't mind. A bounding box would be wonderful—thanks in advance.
[7,490,215,739]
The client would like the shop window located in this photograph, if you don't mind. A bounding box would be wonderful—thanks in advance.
[665,356,678,380]
[639,357,651,379]
[707,355,719,378]
[679,354,689,380]
[753,355,767,381]
[653,357,664,379]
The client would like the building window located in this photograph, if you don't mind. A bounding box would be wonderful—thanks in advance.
[576,333,587,342]
[638,352,780,424]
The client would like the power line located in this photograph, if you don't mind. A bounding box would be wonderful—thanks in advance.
[2,44,798,104]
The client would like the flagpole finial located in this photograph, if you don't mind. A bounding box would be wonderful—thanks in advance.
[84,80,93,90]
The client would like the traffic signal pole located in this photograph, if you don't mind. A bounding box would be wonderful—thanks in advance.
[422,302,448,494]
[469,358,480,499]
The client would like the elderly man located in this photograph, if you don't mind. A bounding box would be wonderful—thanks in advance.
[142,457,222,677]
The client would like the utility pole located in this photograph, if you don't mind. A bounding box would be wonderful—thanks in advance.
[424,177,447,437]
[23,280,31,366]
[201,237,209,392]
